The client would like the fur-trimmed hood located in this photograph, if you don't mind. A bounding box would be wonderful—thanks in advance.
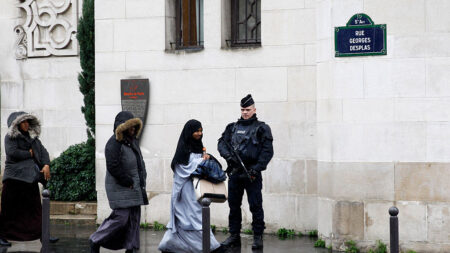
[113,111,143,142]
[7,111,41,139]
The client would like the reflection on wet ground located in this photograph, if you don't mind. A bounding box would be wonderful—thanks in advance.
[0,224,329,253]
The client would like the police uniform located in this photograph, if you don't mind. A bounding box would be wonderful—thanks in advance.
[217,94,273,249]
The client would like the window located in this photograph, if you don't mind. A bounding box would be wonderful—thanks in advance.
[230,0,261,46]
[174,0,204,49]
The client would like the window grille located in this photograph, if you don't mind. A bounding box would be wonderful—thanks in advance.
[230,0,261,46]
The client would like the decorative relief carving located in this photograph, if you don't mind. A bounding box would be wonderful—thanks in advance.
[15,0,78,59]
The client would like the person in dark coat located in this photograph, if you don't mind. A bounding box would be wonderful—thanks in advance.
[217,94,274,250]
[89,111,148,253]
[0,111,58,246]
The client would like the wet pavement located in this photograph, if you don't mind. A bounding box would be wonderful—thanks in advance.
[0,224,329,253]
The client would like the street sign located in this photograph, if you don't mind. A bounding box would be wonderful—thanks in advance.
[335,13,387,57]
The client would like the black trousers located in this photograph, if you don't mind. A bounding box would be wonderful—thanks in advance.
[227,173,265,235]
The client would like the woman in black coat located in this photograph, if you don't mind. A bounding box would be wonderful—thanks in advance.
[0,112,53,246]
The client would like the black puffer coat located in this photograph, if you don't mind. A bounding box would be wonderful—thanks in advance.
[104,111,148,209]
[3,112,50,184]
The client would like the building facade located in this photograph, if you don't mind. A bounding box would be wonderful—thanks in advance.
[95,0,450,251]
[1,0,86,166]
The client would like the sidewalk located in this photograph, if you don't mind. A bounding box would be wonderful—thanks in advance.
[0,224,329,253]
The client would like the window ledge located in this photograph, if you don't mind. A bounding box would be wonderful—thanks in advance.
[165,46,204,54]
[222,44,262,51]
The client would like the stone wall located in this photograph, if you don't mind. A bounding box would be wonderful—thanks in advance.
[316,0,450,251]
[95,0,318,232]
[1,0,86,169]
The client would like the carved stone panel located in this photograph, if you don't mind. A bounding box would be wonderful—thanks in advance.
[15,0,78,59]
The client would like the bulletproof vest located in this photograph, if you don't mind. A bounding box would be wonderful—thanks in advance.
[231,121,261,154]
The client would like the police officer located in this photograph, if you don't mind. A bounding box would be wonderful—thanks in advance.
[218,94,274,249]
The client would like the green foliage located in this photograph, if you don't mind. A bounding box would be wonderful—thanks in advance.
[153,221,166,231]
[327,245,333,251]
[308,230,318,237]
[77,0,95,138]
[277,228,296,239]
[345,240,360,253]
[243,229,253,235]
[371,240,387,253]
[48,139,96,201]
[221,227,228,234]
[298,231,304,237]
[406,251,417,253]
[210,225,216,233]
[314,239,326,248]
[140,222,150,229]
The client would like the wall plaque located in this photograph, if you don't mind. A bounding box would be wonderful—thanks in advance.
[335,13,386,57]
[121,79,149,139]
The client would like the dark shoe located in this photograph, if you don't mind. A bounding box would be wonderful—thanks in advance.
[251,235,263,249]
[0,238,11,247]
[221,234,241,248]
[89,239,100,253]
[49,236,59,243]
[211,245,224,253]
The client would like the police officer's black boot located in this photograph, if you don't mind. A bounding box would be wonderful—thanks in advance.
[251,235,263,249]
[221,233,241,248]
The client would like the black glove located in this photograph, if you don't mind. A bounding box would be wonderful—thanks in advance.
[248,169,259,178]
[225,156,240,168]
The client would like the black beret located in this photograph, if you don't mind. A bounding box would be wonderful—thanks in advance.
[240,94,254,107]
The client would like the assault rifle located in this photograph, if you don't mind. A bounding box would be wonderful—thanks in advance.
[223,140,255,183]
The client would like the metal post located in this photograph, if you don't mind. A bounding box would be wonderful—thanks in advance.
[389,206,399,253]
[202,198,211,253]
[41,189,50,253]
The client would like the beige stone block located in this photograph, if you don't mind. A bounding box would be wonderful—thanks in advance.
[287,122,316,159]
[263,194,297,230]
[394,98,428,122]
[96,190,111,222]
[288,66,316,102]
[392,59,426,97]
[316,0,332,40]
[318,197,335,238]
[139,124,181,158]
[114,18,165,51]
[331,0,363,26]
[147,104,165,125]
[306,160,317,194]
[365,202,393,241]
[397,202,427,241]
[49,58,82,79]
[428,204,450,242]
[316,123,333,161]
[262,0,305,10]
[264,159,305,194]
[317,38,333,63]
[126,0,165,18]
[305,44,316,65]
[305,102,316,122]
[343,99,394,122]
[42,109,85,127]
[95,0,126,20]
[263,9,315,45]
[203,0,221,49]
[95,158,106,191]
[426,58,450,97]
[143,193,171,225]
[1,81,23,109]
[317,99,342,122]
[210,202,230,228]
[235,67,287,103]
[333,62,364,99]
[318,162,394,201]
[212,103,239,125]
[257,102,306,124]
[95,105,122,125]
[0,0,21,19]
[426,0,450,33]
[364,0,425,35]
[149,68,236,104]
[95,72,130,105]
[333,201,364,240]
[400,242,450,253]
[96,125,113,155]
[364,60,394,98]
[317,62,333,99]
[426,34,450,57]
[427,123,450,162]
[95,20,114,52]
[305,0,315,8]
[394,36,427,58]
[96,52,126,72]
[395,163,450,202]
[144,159,165,192]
